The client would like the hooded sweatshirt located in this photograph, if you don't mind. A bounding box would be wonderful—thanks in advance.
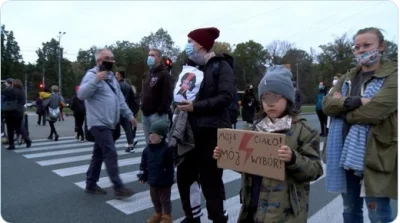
[77,66,133,130]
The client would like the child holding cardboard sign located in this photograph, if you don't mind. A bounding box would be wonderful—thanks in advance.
[214,65,323,223]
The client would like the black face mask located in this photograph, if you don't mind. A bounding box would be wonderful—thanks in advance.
[102,61,114,71]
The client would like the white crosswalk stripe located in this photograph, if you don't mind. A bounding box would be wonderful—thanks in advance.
[12,137,348,222]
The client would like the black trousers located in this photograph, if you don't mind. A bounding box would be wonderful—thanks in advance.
[37,113,46,125]
[316,109,327,135]
[177,127,227,223]
[74,114,85,139]
[5,115,29,147]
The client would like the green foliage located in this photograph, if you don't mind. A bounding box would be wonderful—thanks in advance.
[3,24,398,104]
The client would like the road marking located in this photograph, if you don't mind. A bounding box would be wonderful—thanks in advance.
[106,170,241,215]
[52,155,144,177]
[16,135,145,153]
[75,170,141,189]
[23,141,146,159]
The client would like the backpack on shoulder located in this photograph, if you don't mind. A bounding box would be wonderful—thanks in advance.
[212,53,240,126]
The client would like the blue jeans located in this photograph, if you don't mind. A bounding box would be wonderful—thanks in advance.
[342,170,393,223]
[142,113,169,143]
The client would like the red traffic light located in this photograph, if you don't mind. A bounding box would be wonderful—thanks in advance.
[39,83,43,88]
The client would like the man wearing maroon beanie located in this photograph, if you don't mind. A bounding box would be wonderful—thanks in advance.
[176,27,235,223]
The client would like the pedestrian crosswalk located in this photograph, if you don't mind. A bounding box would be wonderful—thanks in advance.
[11,134,368,222]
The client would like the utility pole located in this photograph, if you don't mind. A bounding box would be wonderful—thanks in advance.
[296,62,299,89]
[24,73,28,103]
[57,31,66,95]
[42,62,45,88]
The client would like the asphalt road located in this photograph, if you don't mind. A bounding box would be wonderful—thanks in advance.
[1,114,397,223]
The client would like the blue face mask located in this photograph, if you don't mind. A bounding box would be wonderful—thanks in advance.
[185,43,194,56]
[147,56,155,67]
[319,85,324,90]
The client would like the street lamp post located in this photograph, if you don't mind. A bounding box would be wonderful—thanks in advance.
[57,31,66,95]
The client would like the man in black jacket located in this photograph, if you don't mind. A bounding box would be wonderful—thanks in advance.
[141,49,173,144]
[116,70,139,152]
[176,27,235,223]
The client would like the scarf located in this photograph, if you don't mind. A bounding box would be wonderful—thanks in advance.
[255,115,292,133]
[326,76,385,193]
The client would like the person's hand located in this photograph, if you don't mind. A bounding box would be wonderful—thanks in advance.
[131,117,137,127]
[278,145,293,162]
[96,71,108,81]
[213,147,221,160]
[361,98,371,105]
[177,100,194,112]
[333,92,342,99]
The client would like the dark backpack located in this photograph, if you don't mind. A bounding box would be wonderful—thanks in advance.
[212,54,239,125]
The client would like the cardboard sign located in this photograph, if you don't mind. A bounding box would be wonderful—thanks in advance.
[217,128,286,181]
[173,65,204,103]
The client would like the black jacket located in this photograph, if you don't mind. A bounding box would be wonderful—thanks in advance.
[141,64,173,117]
[70,94,85,116]
[190,54,235,129]
[137,140,174,187]
[1,87,25,116]
[118,79,139,115]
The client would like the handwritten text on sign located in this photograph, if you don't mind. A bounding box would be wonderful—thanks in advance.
[217,128,286,181]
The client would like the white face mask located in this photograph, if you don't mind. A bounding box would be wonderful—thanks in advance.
[332,79,338,86]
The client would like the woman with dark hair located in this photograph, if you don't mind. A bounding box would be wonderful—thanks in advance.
[36,93,46,126]
[1,79,32,150]
[315,81,328,136]
[241,84,259,127]
[70,86,85,141]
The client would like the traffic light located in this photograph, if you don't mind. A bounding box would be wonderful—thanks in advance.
[39,83,43,89]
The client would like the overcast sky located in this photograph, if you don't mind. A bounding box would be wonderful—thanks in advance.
[1,0,398,64]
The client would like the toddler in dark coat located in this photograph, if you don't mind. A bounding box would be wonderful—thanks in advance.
[137,120,174,223]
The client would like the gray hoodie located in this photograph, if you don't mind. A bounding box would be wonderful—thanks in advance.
[77,67,134,130]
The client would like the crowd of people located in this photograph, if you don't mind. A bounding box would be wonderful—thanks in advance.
[1,26,397,223]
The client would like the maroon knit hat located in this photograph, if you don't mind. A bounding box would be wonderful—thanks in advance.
[188,27,220,52]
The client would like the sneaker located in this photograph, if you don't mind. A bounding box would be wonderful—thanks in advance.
[85,185,107,195]
[114,187,134,200]
[160,214,172,223]
[125,146,135,153]
[147,213,162,223]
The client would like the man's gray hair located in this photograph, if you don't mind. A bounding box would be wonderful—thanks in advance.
[95,48,113,61]
[149,48,162,58]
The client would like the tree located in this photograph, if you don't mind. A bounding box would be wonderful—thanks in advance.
[233,40,268,91]
[76,46,97,71]
[1,25,25,81]
[384,40,397,61]
[315,33,354,85]
[36,38,75,97]
[282,48,315,103]
[212,41,233,54]
[266,40,294,65]
[140,28,180,60]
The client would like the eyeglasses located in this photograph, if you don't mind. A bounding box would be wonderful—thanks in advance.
[261,92,282,104]
[352,42,376,52]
